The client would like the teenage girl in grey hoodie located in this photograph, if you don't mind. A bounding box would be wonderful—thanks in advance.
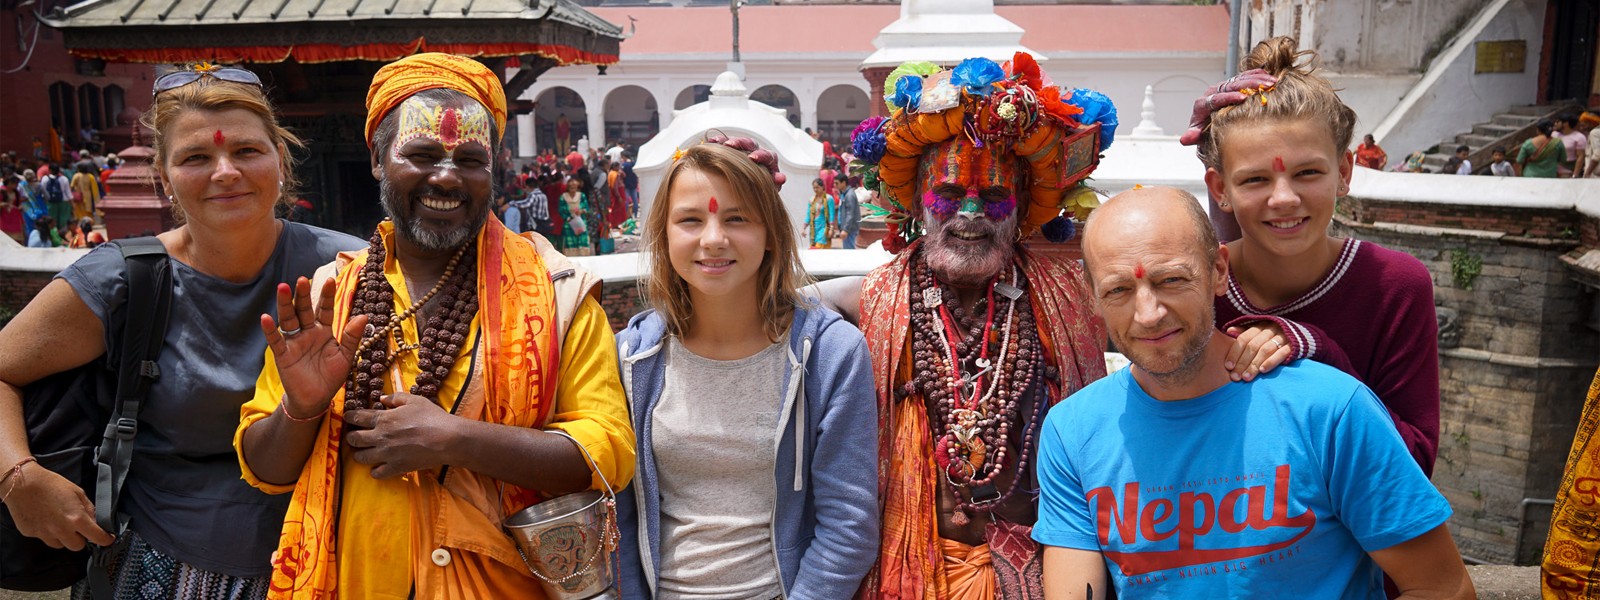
[614,142,879,599]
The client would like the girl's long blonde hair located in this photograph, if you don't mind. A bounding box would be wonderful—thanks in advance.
[642,142,810,341]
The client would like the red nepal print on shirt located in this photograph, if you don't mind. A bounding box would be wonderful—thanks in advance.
[1088,464,1316,576]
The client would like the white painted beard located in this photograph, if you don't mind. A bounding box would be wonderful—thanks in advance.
[379,177,487,252]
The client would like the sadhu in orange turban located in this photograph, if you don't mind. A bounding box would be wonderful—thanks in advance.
[363,52,508,147]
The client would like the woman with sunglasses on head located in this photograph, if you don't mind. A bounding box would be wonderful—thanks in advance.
[1191,38,1441,479]
[0,64,364,599]
[614,141,879,599]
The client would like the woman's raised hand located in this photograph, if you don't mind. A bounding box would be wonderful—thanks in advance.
[259,277,367,419]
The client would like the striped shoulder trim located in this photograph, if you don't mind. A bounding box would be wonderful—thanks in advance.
[1225,239,1362,317]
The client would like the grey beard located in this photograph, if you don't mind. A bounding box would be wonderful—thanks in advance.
[379,177,486,252]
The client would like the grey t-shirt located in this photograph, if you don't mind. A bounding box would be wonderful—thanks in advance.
[57,220,363,577]
[653,336,787,599]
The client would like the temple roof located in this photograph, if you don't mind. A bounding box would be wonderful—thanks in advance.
[42,0,622,64]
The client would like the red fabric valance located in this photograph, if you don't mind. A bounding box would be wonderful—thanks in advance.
[69,39,617,65]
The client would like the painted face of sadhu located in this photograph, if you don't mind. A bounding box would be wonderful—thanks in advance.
[375,93,495,252]
[917,136,1023,287]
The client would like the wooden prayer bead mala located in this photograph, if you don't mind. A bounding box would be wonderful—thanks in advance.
[343,227,479,412]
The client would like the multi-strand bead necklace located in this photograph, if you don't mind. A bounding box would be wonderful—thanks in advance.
[907,253,1046,525]
[343,228,479,412]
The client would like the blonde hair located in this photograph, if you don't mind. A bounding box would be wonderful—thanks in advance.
[643,142,809,341]
[1197,37,1357,170]
[142,73,303,224]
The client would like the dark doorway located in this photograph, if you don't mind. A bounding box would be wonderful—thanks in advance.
[1547,0,1599,102]
[337,160,384,238]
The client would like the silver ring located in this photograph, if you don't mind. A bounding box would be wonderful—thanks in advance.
[1205,94,1217,113]
[279,326,303,337]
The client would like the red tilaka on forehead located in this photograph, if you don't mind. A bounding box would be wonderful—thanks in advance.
[1273,157,1286,173]
[214,130,225,146]
[1134,264,1145,279]
[708,196,719,214]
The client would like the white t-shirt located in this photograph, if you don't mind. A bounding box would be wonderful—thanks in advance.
[1455,159,1472,175]
[652,337,787,600]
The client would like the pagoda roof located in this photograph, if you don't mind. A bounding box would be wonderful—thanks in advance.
[41,0,621,65]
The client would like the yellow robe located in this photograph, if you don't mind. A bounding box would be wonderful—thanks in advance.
[235,222,634,599]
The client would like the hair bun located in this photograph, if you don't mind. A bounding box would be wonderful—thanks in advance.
[1242,36,1314,78]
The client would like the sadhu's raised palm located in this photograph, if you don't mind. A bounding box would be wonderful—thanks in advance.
[259,276,368,418]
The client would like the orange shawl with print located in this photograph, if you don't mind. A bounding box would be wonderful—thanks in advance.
[1544,368,1600,599]
[856,242,1107,599]
[265,218,559,599]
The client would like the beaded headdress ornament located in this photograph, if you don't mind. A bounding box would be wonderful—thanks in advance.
[850,52,1118,252]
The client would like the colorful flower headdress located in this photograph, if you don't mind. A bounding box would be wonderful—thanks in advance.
[850,53,1117,252]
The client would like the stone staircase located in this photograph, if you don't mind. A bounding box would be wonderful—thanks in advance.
[1420,104,1586,173]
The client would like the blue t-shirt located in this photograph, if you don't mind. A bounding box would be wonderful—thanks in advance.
[1032,362,1451,599]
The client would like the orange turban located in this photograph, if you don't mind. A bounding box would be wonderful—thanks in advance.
[364,52,507,148]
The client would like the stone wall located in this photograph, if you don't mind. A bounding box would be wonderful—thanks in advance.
[1339,195,1597,564]
[0,270,54,327]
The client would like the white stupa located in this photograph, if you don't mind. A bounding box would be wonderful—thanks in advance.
[634,71,824,243]
[861,0,1042,69]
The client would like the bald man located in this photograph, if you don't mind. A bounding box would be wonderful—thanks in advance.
[1029,187,1474,599]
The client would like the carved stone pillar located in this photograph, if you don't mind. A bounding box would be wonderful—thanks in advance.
[100,144,174,239]
[862,67,892,119]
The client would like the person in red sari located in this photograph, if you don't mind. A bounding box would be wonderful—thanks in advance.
[1354,133,1388,170]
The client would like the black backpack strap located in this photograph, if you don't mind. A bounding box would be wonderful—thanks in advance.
[88,236,172,598]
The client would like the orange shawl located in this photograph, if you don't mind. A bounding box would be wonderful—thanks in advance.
[857,243,1107,599]
[266,218,559,599]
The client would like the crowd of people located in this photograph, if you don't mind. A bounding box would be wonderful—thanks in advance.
[490,142,642,256]
[23,35,1600,600]
[0,151,119,248]
[1354,111,1600,178]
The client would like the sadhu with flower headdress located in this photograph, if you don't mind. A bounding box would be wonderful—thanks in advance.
[813,52,1115,599]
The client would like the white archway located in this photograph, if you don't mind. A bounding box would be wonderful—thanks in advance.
[534,86,588,155]
[603,85,658,147]
[674,85,711,110]
[816,84,870,145]
[750,84,800,128]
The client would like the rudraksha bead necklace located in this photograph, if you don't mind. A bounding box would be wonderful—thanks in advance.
[343,226,479,412]
[908,251,1044,524]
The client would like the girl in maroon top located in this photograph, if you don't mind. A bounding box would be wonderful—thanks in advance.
[1194,37,1440,476]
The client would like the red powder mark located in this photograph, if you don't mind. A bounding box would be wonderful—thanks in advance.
[1273,156,1286,173]
[708,196,719,214]
[1134,265,1145,279]
[439,108,461,147]
[214,130,225,146]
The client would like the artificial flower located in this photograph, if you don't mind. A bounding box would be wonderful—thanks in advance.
[883,61,940,112]
[1066,88,1118,151]
[891,75,924,112]
[1036,86,1083,127]
[951,57,1005,96]
[851,117,889,165]
[1008,52,1043,91]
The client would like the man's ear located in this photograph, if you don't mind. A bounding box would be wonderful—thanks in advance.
[1203,168,1230,213]
[371,144,385,181]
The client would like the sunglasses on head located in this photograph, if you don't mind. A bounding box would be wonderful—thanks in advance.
[152,65,263,99]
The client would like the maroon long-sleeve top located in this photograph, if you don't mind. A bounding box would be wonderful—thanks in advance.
[1216,238,1442,476]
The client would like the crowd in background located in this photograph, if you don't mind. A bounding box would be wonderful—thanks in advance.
[0,149,116,248]
[1355,111,1600,178]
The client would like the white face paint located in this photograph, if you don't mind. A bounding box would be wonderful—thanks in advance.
[388,96,493,173]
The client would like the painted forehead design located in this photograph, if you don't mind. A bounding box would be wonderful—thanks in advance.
[917,137,1020,194]
[393,96,493,154]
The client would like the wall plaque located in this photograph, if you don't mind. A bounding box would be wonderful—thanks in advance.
[1476,40,1527,74]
